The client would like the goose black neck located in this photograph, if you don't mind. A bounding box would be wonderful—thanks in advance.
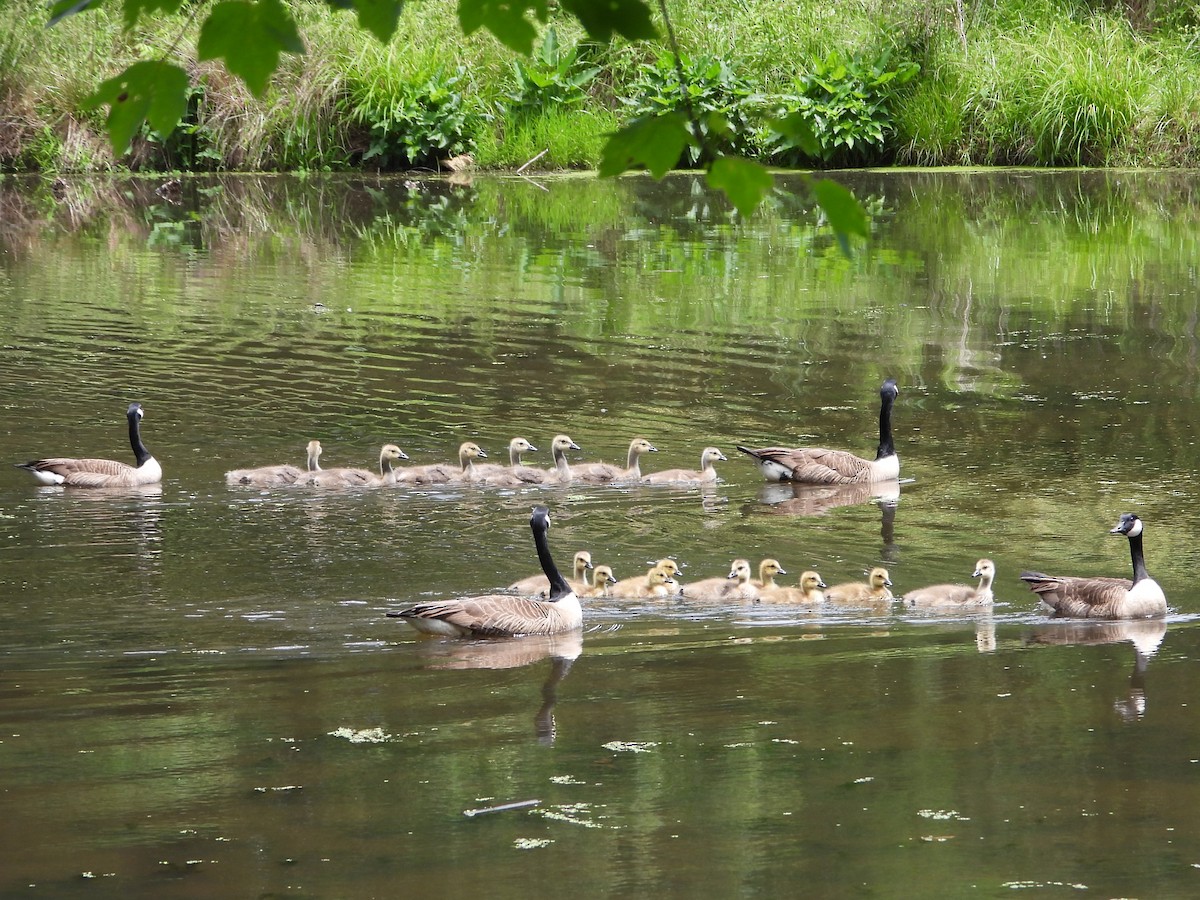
[127,406,151,466]
[1128,531,1150,584]
[875,390,896,461]
[533,515,571,602]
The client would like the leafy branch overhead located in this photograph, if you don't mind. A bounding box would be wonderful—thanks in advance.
[49,0,867,241]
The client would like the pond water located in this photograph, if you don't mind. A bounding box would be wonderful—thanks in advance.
[1,169,1199,897]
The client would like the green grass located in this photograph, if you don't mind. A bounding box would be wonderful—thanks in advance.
[3,0,1200,172]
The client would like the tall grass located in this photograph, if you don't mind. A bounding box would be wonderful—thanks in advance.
[2,0,1200,172]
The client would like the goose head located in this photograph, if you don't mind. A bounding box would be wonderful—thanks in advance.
[629,438,658,457]
[727,559,753,583]
[800,571,827,594]
[654,558,680,579]
[702,446,728,467]
[868,567,892,589]
[592,565,617,589]
[880,378,899,402]
[572,550,594,578]
[1111,513,1143,538]
[306,440,323,471]
[459,442,488,469]
[758,558,787,582]
[509,437,538,462]
[380,444,408,462]
[648,566,678,591]
[972,559,996,582]
[551,434,581,458]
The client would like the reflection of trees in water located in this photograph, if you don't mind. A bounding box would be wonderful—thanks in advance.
[420,630,582,745]
[748,479,899,562]
[1024,619,1167,722]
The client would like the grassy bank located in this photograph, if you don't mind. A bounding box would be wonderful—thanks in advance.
[2,0,1200,174]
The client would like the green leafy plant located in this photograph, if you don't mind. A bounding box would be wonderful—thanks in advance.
[767,50,919,166]
[350,68,481,168]
[508,26,600,113]
[620,53,759,166]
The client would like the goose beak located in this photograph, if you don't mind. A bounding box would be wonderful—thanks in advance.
[478,449,488,459]
[398,450,409,460]
[884,577,893,586]
[569,440,581,450]
[817,579,827,589]
[585,560,594,569]
[647,444,658,452]
[972,568,982,578]
[528,444,538,453]
[778,567,787,576]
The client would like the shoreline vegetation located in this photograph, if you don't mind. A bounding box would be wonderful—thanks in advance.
[2,0,1200,176]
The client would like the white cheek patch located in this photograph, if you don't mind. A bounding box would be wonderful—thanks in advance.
[1126,518,1143,537]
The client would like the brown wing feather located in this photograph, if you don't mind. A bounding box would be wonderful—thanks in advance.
[777,448,872,484]
[30,457,134,477]
[402,594,565,637]
[1022,574,1133,618]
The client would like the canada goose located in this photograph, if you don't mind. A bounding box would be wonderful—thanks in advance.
[475,437,545,485]
[510,550,593,596]
[390,505,581,637]
[751,558,787,590]
[759,570,827,604]
[825,567,894,604]
[574,437,659,483]
[395,441,484,485]
[682,558,758,602]
[738,379,900,484]
[610,558,681,597]
[610,564,680,600]
[642,446,727,484]
[306,444,409,487]
[903,559,995,608]
[16,402,163,487]
[578,565,618,598]
[541,434,582,484]
[1020,514,1167,619]
[225,439,322,486]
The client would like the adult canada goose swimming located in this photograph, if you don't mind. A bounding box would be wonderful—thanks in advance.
[1020,514,1167,619]
[903,559,995,608]
[390,505,581,637]
[825,567,894,604]
[642,446,727,484]
[225,439,322,486]
[758,570,827,604]
[16,402,163,487]
[574,437,659,483]
[751,558,787,590]
[682,558,758,602]
[610,564,680,600]
[610,558,681,597]
[578,565,618,598]
[541,434,582,484]
[737,379,900,484]
[306,443,409,487]
[475,437,545,486]
[510,550,593,596]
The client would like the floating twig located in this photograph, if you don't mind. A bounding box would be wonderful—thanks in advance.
[463,799,541,817]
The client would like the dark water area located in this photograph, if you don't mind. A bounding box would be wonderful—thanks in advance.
[1,169,1199,897]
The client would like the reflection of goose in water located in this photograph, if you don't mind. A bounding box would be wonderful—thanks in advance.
[737,379,900,484]
[752,479,901,517]
[1024,618,1168,721]
[419,630,583,745]
[391,506,580,637]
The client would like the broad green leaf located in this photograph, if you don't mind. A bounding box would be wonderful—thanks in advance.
[813,178,869,255]
[598,113,690,179]
[120,0,185,29]
[771,112,820,158]
[322,0,405,43]
[706,156,773,218]
[458,0,549,55]
[48,0,103,27]
[197,0,304,98]
[84,60,189,154]
[560,0,657,42]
